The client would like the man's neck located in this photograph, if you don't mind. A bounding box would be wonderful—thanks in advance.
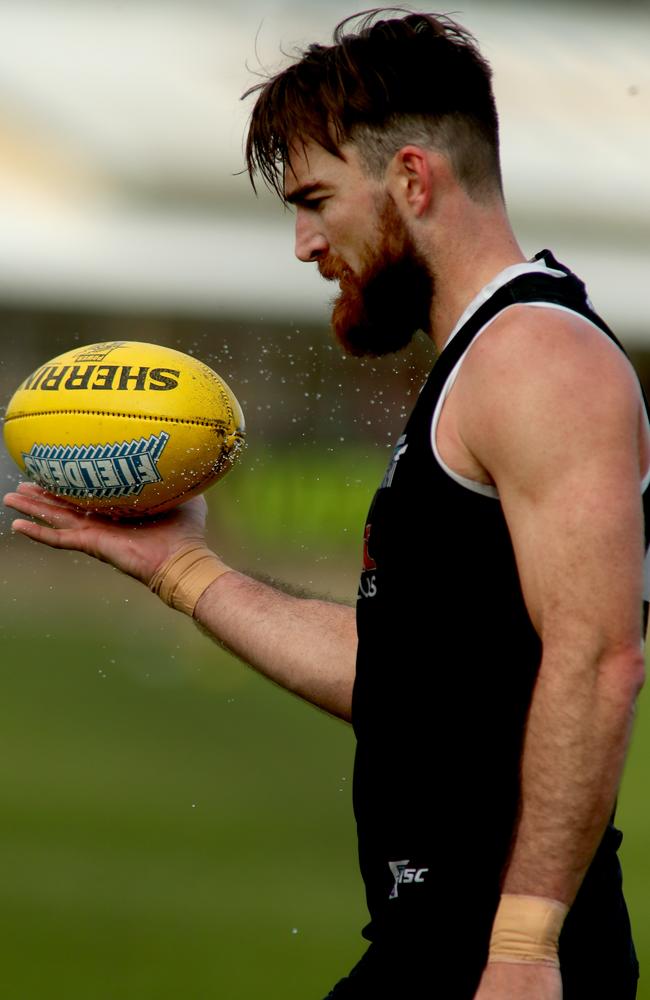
[425,204,527,352]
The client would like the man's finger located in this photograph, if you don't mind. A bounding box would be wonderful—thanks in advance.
[4,492,85,529]
[15,482,80,508]
[15,481,48,494]
[9,517,81,550]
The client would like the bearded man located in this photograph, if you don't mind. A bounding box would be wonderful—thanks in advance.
[4,10,648,1000]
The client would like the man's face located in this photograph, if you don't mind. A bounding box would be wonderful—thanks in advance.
[285,140,433,357]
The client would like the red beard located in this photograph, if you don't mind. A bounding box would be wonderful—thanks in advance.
[319,197,433,358]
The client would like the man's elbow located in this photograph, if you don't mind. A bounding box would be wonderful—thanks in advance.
[600,643,646,703]
[630,649,646,698]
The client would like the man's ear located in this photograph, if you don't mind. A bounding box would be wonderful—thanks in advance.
[387,145,445,218]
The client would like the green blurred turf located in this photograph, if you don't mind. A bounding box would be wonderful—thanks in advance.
[619,703,650,998]
[1,448,648,998]
[0,615,366,999]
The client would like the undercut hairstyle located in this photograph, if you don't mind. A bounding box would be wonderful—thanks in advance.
[244,9,503,203]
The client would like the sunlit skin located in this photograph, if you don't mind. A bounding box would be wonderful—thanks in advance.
[286,140,384,273]
[294,179,435,358]
[285,138,527,355]
[286,143,433,355]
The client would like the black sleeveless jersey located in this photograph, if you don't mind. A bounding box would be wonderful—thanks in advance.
[351,251,649,983]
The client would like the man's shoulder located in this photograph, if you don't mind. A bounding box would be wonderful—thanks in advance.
[459,302,639,407]
[452,301,644,486]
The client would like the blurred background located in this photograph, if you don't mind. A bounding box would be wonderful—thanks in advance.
[0,1,649,997]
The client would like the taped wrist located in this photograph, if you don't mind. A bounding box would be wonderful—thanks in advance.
[488,894,568,968]
[149,542,232,617]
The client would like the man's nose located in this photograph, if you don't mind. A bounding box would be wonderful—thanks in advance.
[294,210,329,263]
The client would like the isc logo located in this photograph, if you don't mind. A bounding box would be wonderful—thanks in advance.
[388,859,429,899]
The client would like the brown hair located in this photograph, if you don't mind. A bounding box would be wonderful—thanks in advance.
[244,9,503,202]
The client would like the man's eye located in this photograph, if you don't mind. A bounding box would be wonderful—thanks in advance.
[305,197,325,210]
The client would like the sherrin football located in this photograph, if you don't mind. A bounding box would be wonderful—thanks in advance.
[3,341,245,517]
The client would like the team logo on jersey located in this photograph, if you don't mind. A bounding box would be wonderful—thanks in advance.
[362,524,376,571]
[22,431,169,498]
[358,434,408,601]
[380,433,408,489]
[388,859,429,899]
[358,523,377,599]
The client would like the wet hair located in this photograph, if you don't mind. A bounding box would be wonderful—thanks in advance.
[244,9,503,202]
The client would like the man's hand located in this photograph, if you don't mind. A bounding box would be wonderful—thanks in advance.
[3,481,209,585]
[4,480,357,718]
[473,962,561,999]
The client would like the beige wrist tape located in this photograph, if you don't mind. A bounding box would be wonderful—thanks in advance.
[149,542,232,617]
[488,894,568,968]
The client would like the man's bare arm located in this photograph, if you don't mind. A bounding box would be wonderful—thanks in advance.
[469,310,647,902]
[194,572,356,719]
[457,309,647,997]
[3,483,357,721]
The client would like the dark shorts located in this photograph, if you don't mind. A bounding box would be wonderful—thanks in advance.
[322,875,639,1000]
[324,824,639,998]
[322,946,639,1000]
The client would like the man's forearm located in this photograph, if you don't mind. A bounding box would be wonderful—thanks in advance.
[501,642,644,904]
[194,570,358,721]
[1,487,358,719]
[474,644,644,994]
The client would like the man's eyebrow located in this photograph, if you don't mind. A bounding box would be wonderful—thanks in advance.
[284,182,323,205]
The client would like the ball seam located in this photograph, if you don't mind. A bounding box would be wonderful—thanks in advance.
[4,409,230,429]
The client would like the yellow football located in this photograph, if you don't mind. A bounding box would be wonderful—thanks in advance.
[3,340,245,517]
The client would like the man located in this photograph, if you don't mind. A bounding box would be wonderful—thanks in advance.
[4,10,648,999]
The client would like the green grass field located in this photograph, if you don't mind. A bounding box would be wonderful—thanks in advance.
[1,448,648,998]
[0,612,365,999]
